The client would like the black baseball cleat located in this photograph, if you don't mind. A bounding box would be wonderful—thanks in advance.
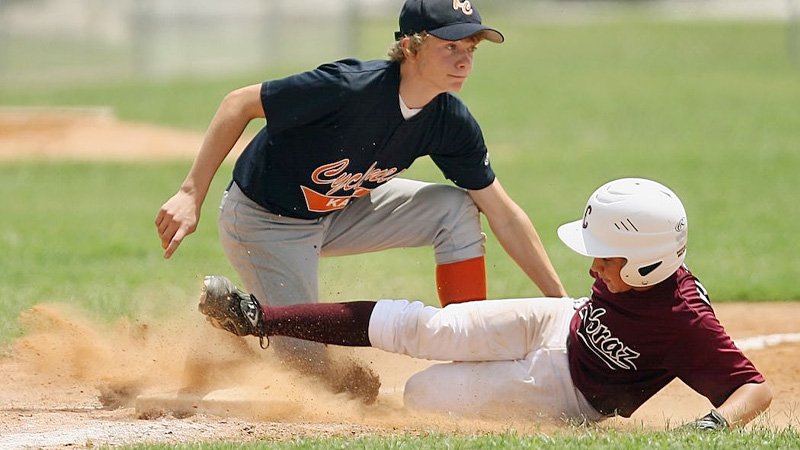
[198,275,270,348]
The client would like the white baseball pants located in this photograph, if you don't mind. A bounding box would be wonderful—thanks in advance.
[368,297,604,422]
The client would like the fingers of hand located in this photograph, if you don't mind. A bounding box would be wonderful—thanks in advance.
[155,207,175,240]
[158,220,180,249]
[156,207,196,255]
[163,231,185,259]
[156,216,171,235]
[156,195,199,258]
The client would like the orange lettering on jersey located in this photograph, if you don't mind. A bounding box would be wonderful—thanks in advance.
[311,159,403,195]
[304,159,406,212]
[311,159,350,185]
[301,186,351,212]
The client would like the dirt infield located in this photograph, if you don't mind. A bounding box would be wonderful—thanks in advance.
[1,110,798,449]
[0,107,250,162]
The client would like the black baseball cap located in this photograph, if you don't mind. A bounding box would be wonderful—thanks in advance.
[395,0,504,43]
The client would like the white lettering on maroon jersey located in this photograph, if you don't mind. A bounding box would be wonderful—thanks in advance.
[577,304,640,370]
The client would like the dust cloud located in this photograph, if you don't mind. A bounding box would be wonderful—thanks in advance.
[9,300,558,434]
[8,299,800,434]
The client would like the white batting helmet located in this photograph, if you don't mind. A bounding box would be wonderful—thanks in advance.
[557,178,688,287]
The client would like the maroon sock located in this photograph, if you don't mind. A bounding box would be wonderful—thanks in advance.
[260,301,376,347]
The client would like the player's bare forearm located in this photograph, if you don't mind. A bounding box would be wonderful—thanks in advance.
[715,382,772,428]
[186,84,265,195]
[469,180,568,298]
[490,209,567,297]
[156,84,264,258]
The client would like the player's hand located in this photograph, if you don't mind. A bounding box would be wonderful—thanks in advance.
[679,409,729,431]
[155,190,200,258]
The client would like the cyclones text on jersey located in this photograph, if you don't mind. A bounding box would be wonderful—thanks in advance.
[301,158,406,212]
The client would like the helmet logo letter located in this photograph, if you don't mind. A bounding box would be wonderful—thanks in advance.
[453,0,474,15]
[582,205,592,229]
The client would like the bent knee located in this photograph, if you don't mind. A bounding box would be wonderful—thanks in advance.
[419,186,483,264]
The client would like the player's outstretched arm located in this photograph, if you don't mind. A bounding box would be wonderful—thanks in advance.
[682,381,772,430]
[715,381,773,428]
[468,179,568,297]
[155,84,265,258]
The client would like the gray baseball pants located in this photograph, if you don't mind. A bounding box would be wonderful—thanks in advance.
[217,178,486,359]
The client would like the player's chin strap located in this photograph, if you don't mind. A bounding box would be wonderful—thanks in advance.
[679,409,730,431]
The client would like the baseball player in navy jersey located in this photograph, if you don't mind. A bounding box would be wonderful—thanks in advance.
[197,178,772,428]
[156,0,567,401]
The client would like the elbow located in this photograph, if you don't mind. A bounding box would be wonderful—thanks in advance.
[222,84,265,120]
[737,381,773,427]
[721,381,773,428]
[758,382,773,412]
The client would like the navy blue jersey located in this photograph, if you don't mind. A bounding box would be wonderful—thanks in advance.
[233,59,496,219]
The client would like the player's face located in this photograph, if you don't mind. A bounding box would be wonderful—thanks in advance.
[591,257,632,293]
[414,36,478,93]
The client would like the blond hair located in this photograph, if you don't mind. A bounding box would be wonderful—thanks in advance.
[387,32,429,62]
[387,32,486,63]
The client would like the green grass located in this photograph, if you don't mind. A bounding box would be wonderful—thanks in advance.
[2,19,798,308]
[116,428,800,449]
[1,16,799,449]
[459,20,800,301]
[0,162,230,340]
[1,19,798,334]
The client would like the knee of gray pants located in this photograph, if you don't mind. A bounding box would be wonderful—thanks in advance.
[422,185,485,265]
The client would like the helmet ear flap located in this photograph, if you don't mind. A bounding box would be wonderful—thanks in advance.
[620,260,665,286]
[638,261,662,277]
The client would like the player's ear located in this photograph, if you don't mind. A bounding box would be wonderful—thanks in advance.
[401,37,417,61]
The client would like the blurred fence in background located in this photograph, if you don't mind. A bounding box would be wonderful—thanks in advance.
[0,0,796,86]
[0,0,383,84]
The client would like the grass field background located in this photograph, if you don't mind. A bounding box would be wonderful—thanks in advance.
[117,427,800,450]
[1,13,799,449]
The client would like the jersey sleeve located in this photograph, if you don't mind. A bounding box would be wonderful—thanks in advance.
[429,97,496,190]
[666,308,765,407]
[261,61,346,136]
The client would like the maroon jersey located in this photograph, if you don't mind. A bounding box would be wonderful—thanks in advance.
[568,265,765,417]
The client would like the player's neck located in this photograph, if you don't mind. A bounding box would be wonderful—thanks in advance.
[399,65,439,109]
